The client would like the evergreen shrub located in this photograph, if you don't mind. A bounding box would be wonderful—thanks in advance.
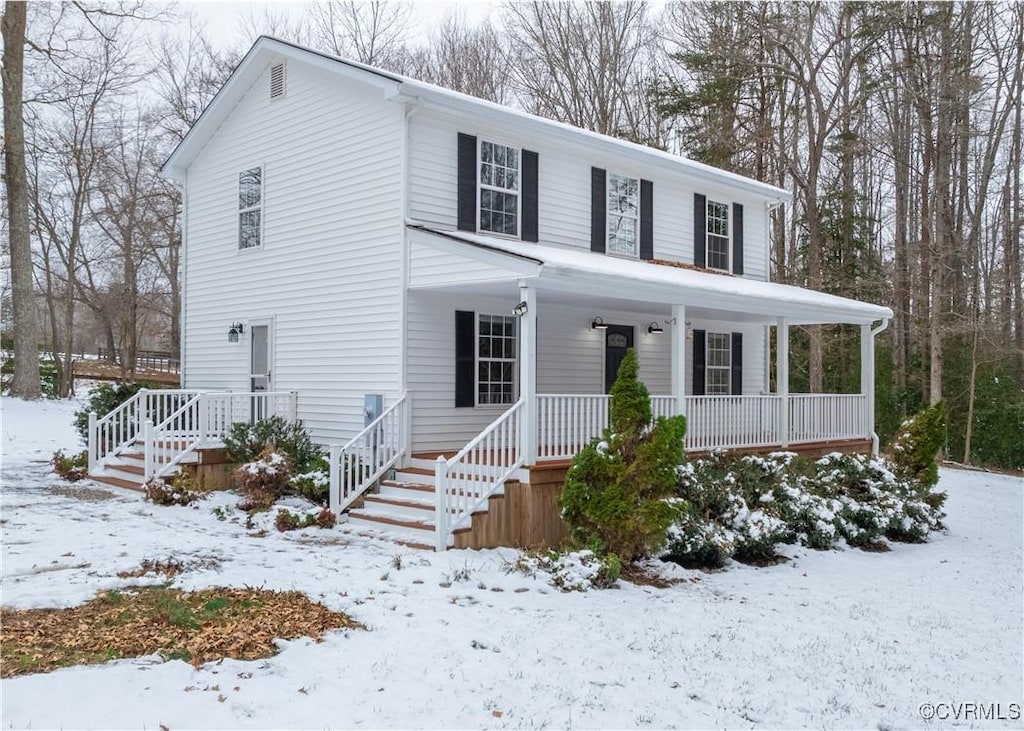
[223,416,321,473]
[559,350,687,561]
[887,401,946,490]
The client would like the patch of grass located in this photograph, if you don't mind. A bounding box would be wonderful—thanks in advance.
[1,586,362,678]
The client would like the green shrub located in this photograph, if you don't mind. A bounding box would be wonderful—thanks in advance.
[887,402,946,489]
[145,472,204,506]
[559,350,687,562]
[223,416,321,473]
[72,382,152,444]
[51,449,89,481]
[289,454,331,505]
[663,450,947,569]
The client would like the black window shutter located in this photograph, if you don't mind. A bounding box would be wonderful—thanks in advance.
[522,150,539,242]
[591,167,606,253]
[732,202,744,275]
[640,179,653,260]
[731,332,743,395]
[694,193,706,267]
[457,133,477,232]
[693,329,706,396]
[455,310,475,407]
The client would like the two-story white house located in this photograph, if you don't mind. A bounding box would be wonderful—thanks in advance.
[89,37,892,550]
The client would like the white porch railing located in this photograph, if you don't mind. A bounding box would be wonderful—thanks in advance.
[682,395,784,451]
[788,394,867,444]
[435,399,523,550]
[328,393,410,513]
[89,389,299,481]
[534,392,869,459]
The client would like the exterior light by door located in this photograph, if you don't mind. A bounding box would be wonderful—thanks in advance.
[591,316,608,330]
[228,322,245,343]
[647,321,664,335]
[512,301,528,317]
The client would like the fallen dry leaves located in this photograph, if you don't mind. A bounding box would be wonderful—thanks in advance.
[1,586,363,677]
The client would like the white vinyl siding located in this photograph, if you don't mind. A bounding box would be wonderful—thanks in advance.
[182,61,404,444]
[407,109,771,282]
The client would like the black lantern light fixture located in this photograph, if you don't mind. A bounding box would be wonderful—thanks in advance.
[647,321,664,335]
[512,301,528,317]
[591,316,608,330]
[228,322,245,343]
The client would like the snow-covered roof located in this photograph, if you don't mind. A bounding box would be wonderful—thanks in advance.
[163,37,789,201]
[409,225,892,326]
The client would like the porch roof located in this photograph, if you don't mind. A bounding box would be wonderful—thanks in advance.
[408,225,893,326]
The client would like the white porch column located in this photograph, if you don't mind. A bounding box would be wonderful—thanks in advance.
[861,323,876,454]
[671,305,686,418]
[518,281,537,465]
[777,317,790,448]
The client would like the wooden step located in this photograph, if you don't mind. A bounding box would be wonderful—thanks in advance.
[89,473,145,492]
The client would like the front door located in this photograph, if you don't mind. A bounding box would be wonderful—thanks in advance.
[604,325,634,392]
[250,323,271,420]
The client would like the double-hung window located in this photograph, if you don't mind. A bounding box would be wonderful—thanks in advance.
[607,173,639,257]
[479,141,519,236]
[706,199,730,271]
[477,313,517,405]
[706,332,732,395]
[238,167,263,249]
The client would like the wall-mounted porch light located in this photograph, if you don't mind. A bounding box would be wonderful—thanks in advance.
[512,301,529,317]
[663,317,695,340]
[591,316,608,330]
[228,322,245,343]
[646,321,664,335]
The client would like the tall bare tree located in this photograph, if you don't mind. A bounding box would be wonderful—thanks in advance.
[2,0,42,398]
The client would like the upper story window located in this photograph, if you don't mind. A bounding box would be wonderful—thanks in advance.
[706,331,732,394]
[607,173,639,257]
[238,167,262,249]
[479,141,519,237]
[477,313,517,405]
[706,199,730,271]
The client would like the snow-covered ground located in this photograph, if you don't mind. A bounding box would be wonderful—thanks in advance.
[2,395,1022,729]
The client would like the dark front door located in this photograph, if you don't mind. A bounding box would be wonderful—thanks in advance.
[604,325,634,393]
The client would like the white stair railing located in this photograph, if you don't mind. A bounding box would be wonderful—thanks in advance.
[144,392,205,480]
[88,388,148,472]
[328,394,409,513]
[435,399,523,551]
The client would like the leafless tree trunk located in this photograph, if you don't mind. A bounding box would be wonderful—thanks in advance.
[2,1,42,398]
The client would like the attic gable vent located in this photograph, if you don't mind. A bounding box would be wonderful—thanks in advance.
[269,63,286,100]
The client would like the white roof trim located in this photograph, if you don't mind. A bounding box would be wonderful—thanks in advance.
[408,225,893,326]
[163,37,789,201]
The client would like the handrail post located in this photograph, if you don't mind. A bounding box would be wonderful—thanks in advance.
[402,395,412,467]
[144,419,155,480]
[87,412,97,472]
[434,455,448,551]
[329,444,341,514]
[138,388,149,441]
[197,394,208,448]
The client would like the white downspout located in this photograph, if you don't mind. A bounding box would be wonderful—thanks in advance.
[177,174,187,388]
[399,100,420,465]
[866,318,889,455]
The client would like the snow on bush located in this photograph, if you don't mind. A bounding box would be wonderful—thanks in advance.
[507,550,621,592]
[664,450,947,569]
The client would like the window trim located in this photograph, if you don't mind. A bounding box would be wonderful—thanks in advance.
[606,172,640,259]
[705,198,731,273]
[705,331,732,395]
[475,312,518,407]
[477,138,522,240]
[237,165,264,251]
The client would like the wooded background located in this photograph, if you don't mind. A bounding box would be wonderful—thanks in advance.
[3,1,1022,468]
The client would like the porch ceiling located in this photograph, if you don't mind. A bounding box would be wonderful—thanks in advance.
[407,225,893,326]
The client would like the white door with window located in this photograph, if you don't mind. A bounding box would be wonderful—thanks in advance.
[249,323,272,421]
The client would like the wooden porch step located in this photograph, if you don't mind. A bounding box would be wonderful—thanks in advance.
[89,473,146,492]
